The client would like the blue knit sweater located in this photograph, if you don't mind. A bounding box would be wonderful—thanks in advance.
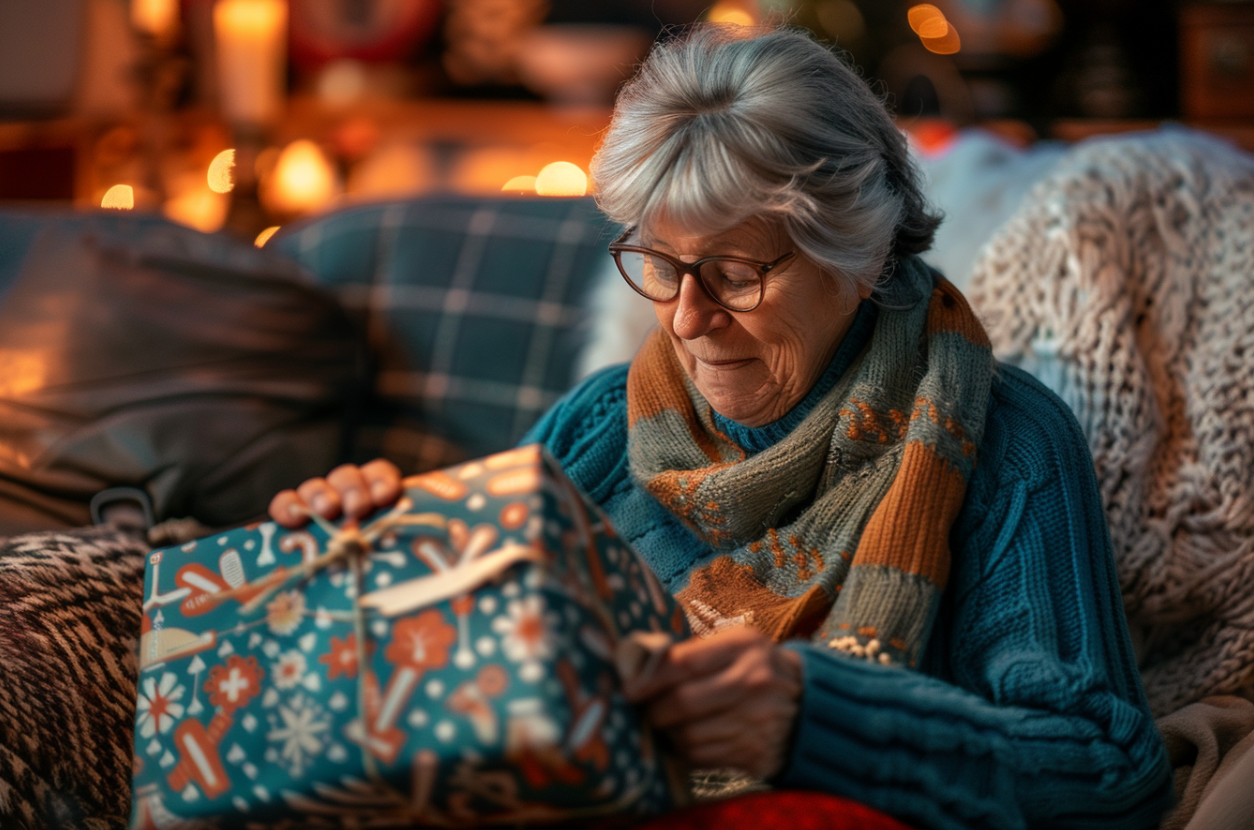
[521,306,1172,830]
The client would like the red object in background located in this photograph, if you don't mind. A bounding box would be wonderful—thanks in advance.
[631,791,917,830]
[288,0,442,70]
[0,146,75,201]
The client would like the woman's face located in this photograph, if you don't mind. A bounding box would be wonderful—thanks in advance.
[644,215,868,427]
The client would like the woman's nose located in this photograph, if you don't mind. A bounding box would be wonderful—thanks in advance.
[668,271,731,340]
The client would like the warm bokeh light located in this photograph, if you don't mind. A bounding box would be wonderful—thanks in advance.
[254,226,280,247]
[0,351,47,397]
[347,144,434,199]
[534,162,588,197]
[921,23,961,55]
[907,4,946,35]
[264,139,338,215]
[916,16,949,39]
[131,0,179,38]
[207,149,236,194]
[502,175,538,194]
[164,182,228,233]
[708,3,756,26]
[101,185,135,210]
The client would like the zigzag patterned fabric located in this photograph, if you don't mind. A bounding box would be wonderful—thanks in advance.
[626,258,993,668]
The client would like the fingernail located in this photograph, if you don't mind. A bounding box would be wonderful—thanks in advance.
[370,481,391,500]
[287,503,304,518]
[343,488,364,514]
[311,493,330,515]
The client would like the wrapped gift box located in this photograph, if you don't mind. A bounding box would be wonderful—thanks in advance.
[130,444,689,828]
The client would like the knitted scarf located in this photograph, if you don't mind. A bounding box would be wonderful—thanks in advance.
[626,258,993,668]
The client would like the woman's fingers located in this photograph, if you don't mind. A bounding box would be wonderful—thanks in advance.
[631,635,804,779]
[645,664,749,728]
[360,459,403,510]
[625,625,766,701]
[268,489,307,527]
[325,464,372,519]
[267,460,404,527]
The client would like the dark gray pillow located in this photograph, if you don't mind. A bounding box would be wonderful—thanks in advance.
[0,212,368,535]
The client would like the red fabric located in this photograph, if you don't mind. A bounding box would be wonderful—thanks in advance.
[632,791,916,830]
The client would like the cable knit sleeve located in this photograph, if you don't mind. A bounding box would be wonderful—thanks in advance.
[774,366,1172,830]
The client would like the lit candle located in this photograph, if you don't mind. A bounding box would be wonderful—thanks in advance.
[132,0,179,39]
[214,0,288,125]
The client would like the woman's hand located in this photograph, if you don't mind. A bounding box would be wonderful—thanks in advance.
[268,459,403,528]
[623,626,803,779]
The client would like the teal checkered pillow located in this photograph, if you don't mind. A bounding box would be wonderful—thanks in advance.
[273,196,613,470]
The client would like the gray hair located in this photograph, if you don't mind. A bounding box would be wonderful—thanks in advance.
[591,24,940,294]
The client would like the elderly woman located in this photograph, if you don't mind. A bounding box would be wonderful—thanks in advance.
[271,24,1172,830]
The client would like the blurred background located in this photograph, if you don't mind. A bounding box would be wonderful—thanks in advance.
[1,0,1251,243]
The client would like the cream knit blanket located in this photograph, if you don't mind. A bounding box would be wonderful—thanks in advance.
[969,129,1254,718]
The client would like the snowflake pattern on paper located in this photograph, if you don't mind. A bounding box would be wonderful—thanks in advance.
[266,692,329,778]
[137,672,185,738]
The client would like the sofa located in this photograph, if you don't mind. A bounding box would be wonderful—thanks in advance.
[1,125,1252,830]
[0,194,616,828]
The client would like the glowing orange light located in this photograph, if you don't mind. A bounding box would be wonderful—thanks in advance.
[101,185,134,210]
[502,175,538,194]
[164,183,228,233]
[708,3,756,26]
[534,162,587,197]
[207,149,236,194]
[254,226,280,247]
[132,0,178,39]
[921,23,961,55]
[917,17,948,38]
[907,4,946,35]
[214,0,288,124]
[0,351,47,397]
[265,139,338,215]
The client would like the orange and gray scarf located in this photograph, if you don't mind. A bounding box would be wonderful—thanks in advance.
[626,258,993,668]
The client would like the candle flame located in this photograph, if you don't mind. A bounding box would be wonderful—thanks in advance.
[208,149,236,194]
[102,185,135,210]
[534,162,587,197]
[215,0,286,32]
[255,226,280,247]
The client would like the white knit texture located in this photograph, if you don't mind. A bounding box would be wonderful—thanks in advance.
[969,128,1254,717]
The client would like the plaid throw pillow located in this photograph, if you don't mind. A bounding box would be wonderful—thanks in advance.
[273,196,612,470]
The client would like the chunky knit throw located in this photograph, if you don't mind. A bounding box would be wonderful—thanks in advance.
[969,128,1254,717]
[626,258,993,667]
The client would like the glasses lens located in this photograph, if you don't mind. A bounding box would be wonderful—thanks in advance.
[701,259,762,310]
[618,252,679,301]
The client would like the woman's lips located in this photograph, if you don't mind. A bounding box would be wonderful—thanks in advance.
[692,356,753,370]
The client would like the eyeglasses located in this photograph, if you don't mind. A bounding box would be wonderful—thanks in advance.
[608,228,796,312]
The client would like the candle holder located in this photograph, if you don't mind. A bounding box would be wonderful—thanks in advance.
[221,125,269,239]
[214,0,289,239]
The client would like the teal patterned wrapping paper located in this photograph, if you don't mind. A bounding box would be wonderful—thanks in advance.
[129,445,690,828]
